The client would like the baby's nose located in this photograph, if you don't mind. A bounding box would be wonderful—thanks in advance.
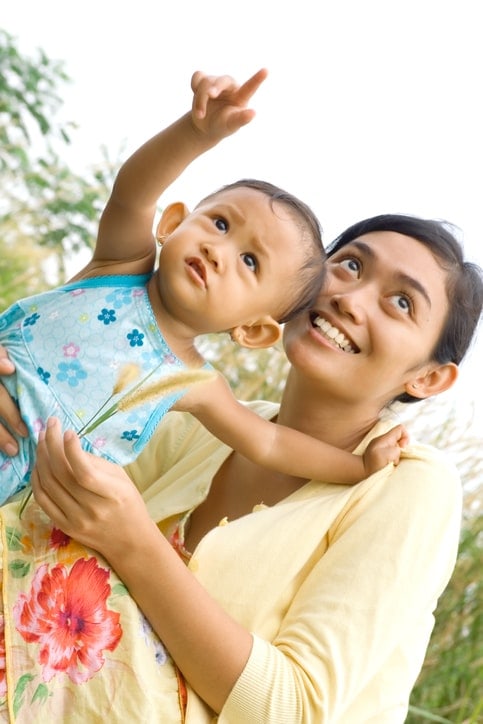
[201,242,224,272]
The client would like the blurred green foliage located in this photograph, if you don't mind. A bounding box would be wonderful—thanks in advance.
[0,28,111,298]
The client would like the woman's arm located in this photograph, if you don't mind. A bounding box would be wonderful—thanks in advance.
[176,373,408,482]
[31,417,252,714]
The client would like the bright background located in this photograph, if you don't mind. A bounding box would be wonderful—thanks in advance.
[2,0,482,432]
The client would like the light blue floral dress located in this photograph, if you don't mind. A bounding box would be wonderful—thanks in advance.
[0,274,198,502]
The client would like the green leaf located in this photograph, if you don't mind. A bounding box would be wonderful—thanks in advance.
[5,526,23,551]
[13,673,35,716]
[111,582,129,597]
[32,683,50,704]
[9,559,31,578]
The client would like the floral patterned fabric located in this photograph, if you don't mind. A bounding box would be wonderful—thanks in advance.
[0,497,184,723]
[0,273,192,502]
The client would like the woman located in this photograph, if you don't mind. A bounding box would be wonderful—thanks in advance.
[0,214,482,722]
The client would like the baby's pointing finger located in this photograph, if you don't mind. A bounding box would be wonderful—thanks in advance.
[235,68,268,105]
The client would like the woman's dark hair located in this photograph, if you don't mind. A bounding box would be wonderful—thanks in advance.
[197,179,326,323]
[327,214,483,404]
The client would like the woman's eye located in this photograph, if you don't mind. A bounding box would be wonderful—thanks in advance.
[241,252,258,272]
[214,217,228,232]
[338,257,361,276]
[391,294,412,314]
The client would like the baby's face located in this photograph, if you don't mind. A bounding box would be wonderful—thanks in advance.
[154,187,309,335]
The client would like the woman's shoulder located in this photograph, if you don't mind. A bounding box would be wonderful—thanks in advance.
[354,415,462,507]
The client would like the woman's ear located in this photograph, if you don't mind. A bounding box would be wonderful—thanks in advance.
[404,362,459,399]
[156,202,190,242]
[230,316,282,349]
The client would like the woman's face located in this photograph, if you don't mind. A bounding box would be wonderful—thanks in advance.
[283,230,453,407]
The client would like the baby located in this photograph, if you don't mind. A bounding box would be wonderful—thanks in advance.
[0,68,405,506]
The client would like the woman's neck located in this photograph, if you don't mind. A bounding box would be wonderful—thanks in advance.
[276,369,381,454]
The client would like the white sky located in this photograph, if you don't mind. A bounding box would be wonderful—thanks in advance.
[2,0,482,432]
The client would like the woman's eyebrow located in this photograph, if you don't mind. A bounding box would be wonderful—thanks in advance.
[348,240,432,308]
[396,271,432,308]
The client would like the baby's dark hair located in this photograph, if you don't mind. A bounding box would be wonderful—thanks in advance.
[198,179,326,323]
[328,213,483,403]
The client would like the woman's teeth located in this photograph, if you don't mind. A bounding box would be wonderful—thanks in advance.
[312,316,356,353]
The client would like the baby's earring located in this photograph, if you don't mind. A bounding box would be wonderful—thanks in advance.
[156,234,168,247]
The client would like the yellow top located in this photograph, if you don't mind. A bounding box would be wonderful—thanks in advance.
[0,402,462,723]
[125,403,462,723]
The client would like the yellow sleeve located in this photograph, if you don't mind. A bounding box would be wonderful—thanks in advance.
[219,446,462,722]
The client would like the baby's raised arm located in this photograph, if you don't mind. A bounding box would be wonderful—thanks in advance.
[88,69,268,275]
[175,372,408,484]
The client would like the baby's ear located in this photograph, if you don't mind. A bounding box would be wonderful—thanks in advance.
[230,316,281,349]
[156,202,190,240]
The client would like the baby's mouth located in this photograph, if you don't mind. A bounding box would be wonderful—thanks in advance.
[186,258,207,285]
[310,314,358,353]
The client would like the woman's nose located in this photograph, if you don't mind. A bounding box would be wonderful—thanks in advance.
[330,292,365,324]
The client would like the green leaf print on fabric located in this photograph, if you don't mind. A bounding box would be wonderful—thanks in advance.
[8,559,30,578]
[5,527,23,551]
[13,673,35,717]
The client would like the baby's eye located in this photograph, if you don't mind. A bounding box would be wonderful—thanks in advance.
[338,257,361,276]
[214,216,229,232]
[241,252,258,273]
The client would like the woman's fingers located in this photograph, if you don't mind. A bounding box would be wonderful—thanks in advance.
[0,352,28,454]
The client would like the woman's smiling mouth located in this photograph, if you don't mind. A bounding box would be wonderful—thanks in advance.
[310,313,358,353]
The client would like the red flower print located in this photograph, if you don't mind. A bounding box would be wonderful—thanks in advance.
[13,557,122,684]
[50,527,71,549]
[0,616,6,698]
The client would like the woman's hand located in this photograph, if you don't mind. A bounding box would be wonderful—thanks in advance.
[31,417,155,560]
[0,344,28,455]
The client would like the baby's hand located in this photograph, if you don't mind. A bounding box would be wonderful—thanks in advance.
[362,424,409,476]
[190,68,268,143]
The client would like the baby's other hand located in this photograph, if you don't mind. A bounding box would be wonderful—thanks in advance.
[363,424,409,476]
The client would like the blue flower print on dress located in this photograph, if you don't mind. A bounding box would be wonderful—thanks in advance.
[126,410,143,424]
[105,288,133,309]
[141,349,164,366]
[37,367,51,385]
[97,308,117,325]
[56,359,88,387]
[127,329,144,347]
[121,429,140,442]
[24,312,40,327]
